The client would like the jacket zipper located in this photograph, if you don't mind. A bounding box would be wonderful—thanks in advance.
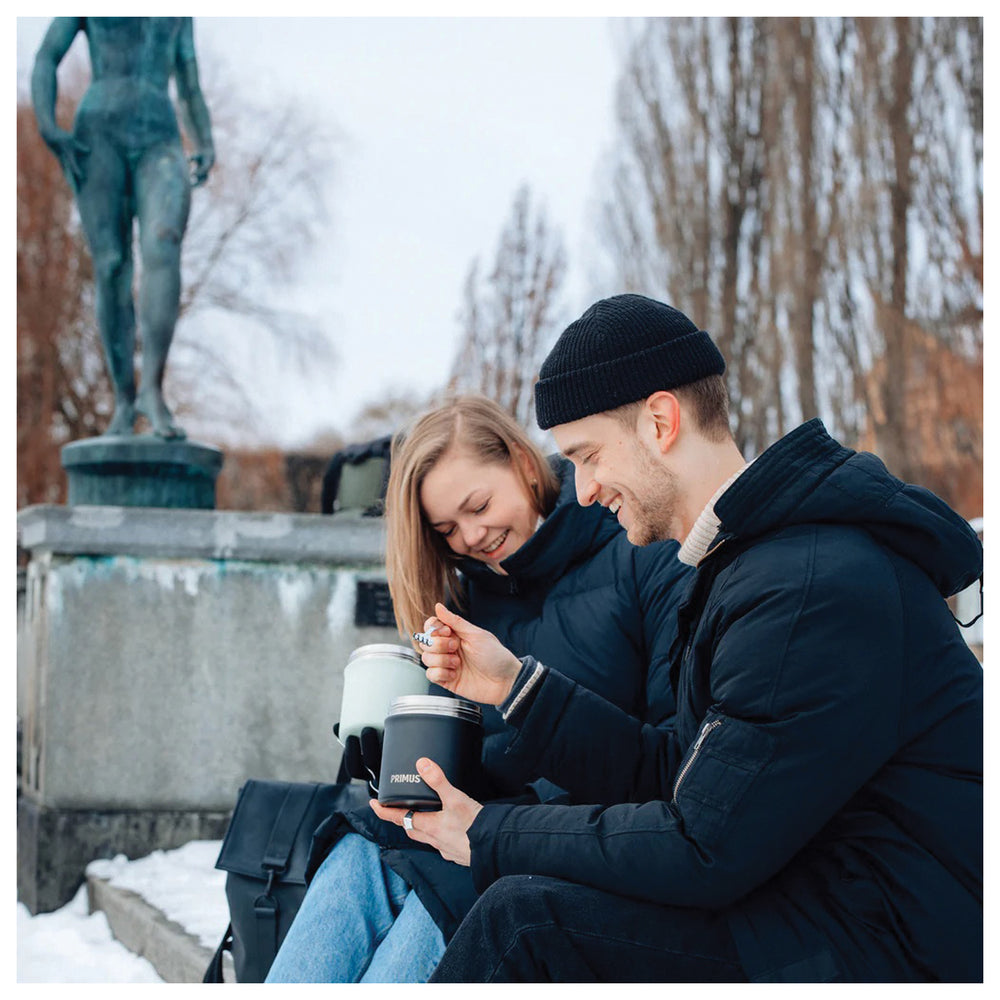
[673,719,723,800]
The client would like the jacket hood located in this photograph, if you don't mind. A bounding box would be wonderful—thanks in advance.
[457,455,619,593]
[714,419,982,599]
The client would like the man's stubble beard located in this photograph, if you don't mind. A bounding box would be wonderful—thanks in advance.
[625,438,682,547]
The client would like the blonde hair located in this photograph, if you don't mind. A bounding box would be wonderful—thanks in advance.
[385,395,559,640]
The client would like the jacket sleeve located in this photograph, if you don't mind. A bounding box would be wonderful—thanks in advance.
[481,543,692,807]
[497,661,687,806]
[470,528,906,909]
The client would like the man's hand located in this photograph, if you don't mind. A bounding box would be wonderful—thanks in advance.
[420,604,522,706]
[369,758,482,866]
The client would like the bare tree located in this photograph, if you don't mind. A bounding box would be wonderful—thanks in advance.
[844,17,982,487]
[601,18,781,455]
[900,17,982,345]
[215,447,294,512]
[771,17,821,425]
[346,389,436,443]
[171,55,340,435]
[598,16,982,509]
[448,185,568,429]
[17,64,101,507]
[846,17,917,481]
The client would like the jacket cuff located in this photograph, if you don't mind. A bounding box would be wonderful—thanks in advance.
[468,802,517,893]
[499,656,547,722]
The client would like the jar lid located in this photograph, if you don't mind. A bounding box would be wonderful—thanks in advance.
[347,644,422,666]
[387,694,483,725]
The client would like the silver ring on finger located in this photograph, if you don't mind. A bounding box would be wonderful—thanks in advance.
[402,810,415,831]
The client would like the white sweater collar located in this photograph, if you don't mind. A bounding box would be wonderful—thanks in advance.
[677,463,750,567]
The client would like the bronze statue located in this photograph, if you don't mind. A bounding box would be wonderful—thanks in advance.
[32,17,215,439]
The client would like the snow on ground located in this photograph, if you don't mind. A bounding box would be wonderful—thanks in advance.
[17,887,163,984]
[86,839,230,951]
[17,839,228,984]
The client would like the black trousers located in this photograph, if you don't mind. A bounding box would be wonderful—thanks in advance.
[429,875,748,983]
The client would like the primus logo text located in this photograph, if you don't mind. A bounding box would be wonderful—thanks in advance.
[391,774,422,784]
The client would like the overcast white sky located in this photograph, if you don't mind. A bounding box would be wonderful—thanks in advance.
[16,11,626,449]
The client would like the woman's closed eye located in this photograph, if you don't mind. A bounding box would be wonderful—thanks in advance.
[432,499,490,538]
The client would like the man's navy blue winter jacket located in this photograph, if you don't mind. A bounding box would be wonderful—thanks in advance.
[469,420,983,982]
[309,457,693,936]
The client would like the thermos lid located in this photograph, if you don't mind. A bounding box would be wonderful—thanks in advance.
[347,643,422,665]
[387,694,483,725]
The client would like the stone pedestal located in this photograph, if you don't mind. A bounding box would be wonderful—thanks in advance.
[17,799,232,917]
[61,436,224,509]
[17,504,401,913]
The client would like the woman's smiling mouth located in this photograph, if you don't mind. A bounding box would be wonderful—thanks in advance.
[481,530,510,555]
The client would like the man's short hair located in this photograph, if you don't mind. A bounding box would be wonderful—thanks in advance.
[609,375,732,442]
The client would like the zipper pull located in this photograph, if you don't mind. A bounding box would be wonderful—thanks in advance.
[673,718,723,800]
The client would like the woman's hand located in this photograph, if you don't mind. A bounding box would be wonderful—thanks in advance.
[369,758,482,866]
[420,603,522,706]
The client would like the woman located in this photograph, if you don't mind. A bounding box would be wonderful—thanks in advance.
[266,396,691,983]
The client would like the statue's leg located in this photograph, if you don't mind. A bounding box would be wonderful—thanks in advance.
[73,130,137,436]
[134,141,192,440]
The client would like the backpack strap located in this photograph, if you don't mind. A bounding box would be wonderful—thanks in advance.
[203,922,233,983]
[250,784,319,976]
[262,783,318,872]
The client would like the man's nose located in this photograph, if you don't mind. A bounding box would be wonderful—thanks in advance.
[574,467,600,507]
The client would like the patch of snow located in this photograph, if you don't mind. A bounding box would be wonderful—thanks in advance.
[17,839,228,983]
[17,886,163,983]
[87,839,229,951]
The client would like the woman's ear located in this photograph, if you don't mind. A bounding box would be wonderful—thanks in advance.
[511,443,540,496]
[645,392,681,455]
[512,442,534,479]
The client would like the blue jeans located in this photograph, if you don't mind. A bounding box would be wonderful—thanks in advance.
[265,833,446,983]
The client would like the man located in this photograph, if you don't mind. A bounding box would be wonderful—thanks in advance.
[371,294,983,982]
[32,17,215,439]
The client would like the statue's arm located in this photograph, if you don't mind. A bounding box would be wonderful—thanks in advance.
[30,17,82,137]
[30,17,89,187]
[174,18,215,187]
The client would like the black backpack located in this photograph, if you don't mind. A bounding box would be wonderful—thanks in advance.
[203,780,351,983]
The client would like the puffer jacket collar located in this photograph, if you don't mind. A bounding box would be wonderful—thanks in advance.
[712,418,981,599]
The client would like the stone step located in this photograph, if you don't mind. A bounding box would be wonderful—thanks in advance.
[86,874,234,984]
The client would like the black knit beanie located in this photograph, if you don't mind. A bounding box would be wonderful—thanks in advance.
[534,294,726,430]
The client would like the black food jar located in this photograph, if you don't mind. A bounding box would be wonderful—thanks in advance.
[377,695,483,810]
